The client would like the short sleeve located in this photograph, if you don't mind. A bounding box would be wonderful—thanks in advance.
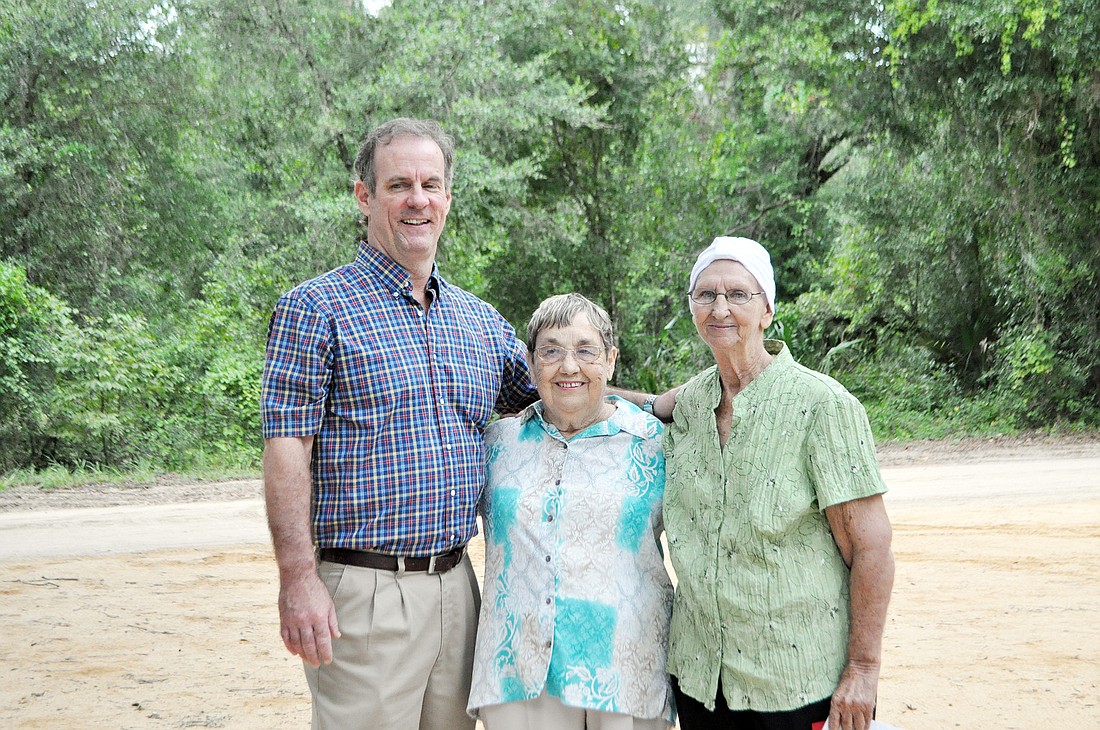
[806,390,887,510]
[493,316,537,414]
[261,295,334,438]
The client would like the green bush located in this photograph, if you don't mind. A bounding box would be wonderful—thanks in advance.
[0,261,77,470]
[991,326,1093,427]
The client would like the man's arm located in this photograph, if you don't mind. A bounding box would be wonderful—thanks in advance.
[608,386,680,422]
[263,435,340,668]
[825,493,895,730]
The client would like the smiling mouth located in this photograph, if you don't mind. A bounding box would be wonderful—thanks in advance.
[401,218,431,226]
[556,381,585,390]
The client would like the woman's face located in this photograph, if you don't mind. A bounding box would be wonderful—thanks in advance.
[532,313,617,426]
[690,259,773,354]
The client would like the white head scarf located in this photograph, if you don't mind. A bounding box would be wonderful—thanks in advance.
[689,236,776,313]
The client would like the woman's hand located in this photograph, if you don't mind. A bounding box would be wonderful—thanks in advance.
[828,659,880,730]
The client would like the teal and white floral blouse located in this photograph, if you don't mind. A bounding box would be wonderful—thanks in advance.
[467,396,674,724]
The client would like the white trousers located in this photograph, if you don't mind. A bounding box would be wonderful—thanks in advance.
[479,690,671,730]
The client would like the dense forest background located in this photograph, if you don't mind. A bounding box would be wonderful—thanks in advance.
[2,0,1099,477]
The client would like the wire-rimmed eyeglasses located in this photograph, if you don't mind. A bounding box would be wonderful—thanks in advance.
[534,345,605,364]
[688,289,765,306]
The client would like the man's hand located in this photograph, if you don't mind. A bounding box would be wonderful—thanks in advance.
[278,570,341,668]
[827,659,879,730]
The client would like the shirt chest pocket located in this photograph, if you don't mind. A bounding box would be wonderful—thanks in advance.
[745,472,816,541]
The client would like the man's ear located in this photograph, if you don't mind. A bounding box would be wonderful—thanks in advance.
[353,180,371,215]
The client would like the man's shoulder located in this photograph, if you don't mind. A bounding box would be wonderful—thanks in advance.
[279,263,371,310]
[438,279,511,327]
[439,279,495,309]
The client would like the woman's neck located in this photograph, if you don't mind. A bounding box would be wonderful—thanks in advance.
[713,343,773,399]
[547,400,614,439]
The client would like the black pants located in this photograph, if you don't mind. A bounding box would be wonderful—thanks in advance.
[672,675,832,730]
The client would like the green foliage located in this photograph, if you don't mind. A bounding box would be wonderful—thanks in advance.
[3,0,1099,479]
[52,312,187,466]
[0,260,76,469]
[0,0,223,317]
[992,325,1091,425]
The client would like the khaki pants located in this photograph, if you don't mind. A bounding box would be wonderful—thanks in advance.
[479,691,671,730]
[304,555,480,730]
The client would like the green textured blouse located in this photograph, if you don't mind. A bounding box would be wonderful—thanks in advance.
[664,340,886,712]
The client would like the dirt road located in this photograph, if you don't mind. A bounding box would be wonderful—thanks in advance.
[1,442,1098,729]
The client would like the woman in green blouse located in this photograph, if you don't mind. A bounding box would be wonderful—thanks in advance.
[663,236,895,730]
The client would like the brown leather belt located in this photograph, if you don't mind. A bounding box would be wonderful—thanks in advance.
[318,546,466,574]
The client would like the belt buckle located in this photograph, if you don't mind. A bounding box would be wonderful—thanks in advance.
[427,546,464,575]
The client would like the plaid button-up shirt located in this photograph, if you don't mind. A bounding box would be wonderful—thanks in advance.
[261,243,537,556]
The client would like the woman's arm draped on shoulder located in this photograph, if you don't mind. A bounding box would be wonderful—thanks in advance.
[825,494,894,730]
[608,385,680,422]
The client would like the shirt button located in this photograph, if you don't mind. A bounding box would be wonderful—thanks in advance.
[544,555,551,563]
[451,489,457,496]
[544,641,552,649]
[545,597,552,605]
[546,515,554,522]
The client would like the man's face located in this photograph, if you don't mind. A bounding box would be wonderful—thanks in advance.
[355,135,452,273]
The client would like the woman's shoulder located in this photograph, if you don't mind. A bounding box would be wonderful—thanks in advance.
[784,358,863,404]
[609,396,664,440]
[676,366,720,407]
[486,404,542,443]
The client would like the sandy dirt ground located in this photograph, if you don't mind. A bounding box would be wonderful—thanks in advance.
[1,434,1098,729]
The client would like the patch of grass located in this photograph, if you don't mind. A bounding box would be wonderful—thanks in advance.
[0,454,260,491]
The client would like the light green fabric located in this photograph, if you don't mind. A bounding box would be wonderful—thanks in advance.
[664,340,886,712]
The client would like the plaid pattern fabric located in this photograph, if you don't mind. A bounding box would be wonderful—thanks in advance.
[262,243,537,556]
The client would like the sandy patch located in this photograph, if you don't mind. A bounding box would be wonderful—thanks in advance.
[1,440,1098,728]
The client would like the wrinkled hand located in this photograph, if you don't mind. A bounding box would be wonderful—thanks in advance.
[828,660,879,730]
[278,571,340,668]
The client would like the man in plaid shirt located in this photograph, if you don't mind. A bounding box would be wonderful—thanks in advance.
[261,118,537,729]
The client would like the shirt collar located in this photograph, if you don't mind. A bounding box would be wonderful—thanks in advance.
[353,241,443,298]
[519,396,651,440]
[701,338,792,408]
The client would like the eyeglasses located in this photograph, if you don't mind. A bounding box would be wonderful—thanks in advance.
[688,289,765,306]
[534,345,604,364]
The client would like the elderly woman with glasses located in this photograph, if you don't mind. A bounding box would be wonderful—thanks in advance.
[664,237,894,730]
[467,293,674,730]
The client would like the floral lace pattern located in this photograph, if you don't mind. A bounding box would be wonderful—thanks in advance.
[468,397,674,723]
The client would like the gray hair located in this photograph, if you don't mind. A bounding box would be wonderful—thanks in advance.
[353,117,455,193]
[526,293,617,353]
